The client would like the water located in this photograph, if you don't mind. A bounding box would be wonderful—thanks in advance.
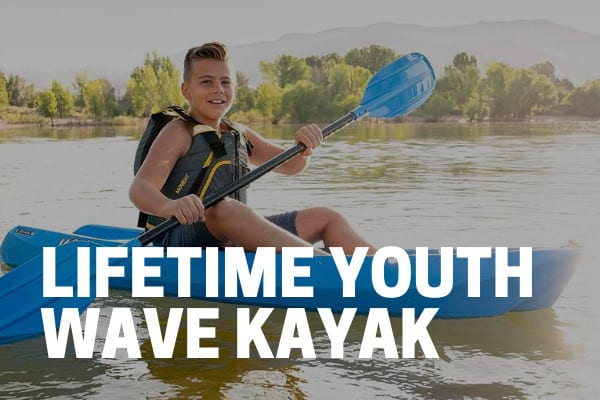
[1,121,599,399]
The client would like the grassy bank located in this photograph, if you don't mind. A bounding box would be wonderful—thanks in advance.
[0,106,146,128]
[2,105,598,131]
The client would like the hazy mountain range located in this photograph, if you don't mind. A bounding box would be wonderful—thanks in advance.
[227,19,600,86]
[9,20,600,90]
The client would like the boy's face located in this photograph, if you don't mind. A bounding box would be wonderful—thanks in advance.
[182,58,236,126]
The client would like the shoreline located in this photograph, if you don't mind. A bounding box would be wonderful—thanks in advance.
[0,117,147,129]
[1,114,599,130]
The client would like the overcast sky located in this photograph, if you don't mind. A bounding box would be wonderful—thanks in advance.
[1,0,598,71]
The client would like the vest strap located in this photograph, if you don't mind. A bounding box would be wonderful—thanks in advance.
[170,106,226,158]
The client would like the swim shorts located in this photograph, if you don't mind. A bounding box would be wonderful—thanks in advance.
[157,210,299,247]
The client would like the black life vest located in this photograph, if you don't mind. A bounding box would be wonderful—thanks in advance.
[134,105,253,229]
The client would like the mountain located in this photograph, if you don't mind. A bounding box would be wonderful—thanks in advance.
[227,20,600,86]
[8,20,600,89]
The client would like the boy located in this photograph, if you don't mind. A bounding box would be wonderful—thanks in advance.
[129,42,373,254]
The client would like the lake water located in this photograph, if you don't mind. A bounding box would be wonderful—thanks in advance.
[0,121,599,399]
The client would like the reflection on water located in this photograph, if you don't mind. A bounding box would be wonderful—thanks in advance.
[0,294,574,399]
[0,125,143,142]
[1,121,599,398]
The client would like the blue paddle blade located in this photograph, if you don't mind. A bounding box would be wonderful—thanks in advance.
[0,243,97,345]
[353,52,436,119]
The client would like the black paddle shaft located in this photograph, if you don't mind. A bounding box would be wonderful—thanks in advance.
[138,111,359,245]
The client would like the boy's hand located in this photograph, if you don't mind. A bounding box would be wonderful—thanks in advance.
[166,194,205,224]
[294,124,323,156]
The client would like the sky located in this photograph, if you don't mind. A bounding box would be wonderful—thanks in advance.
[1,0,598,72]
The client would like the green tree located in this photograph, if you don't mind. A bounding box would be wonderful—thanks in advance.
[463,93,489,122]
[530,61,557,83]
[0,72,8,113]
[128,63,159,116]
[255,80,286,124]
[507,69,558,117]
[442,52,481,115]
[126,51,183,116]
[451,52,478,73]
[50,80,74,117]
[428,75,458,114]
[82,78,118,120]
[282,81,328,122]
[557,78,575,105]
[481,62,515,118]
[229,71,256,115]
[259,55,310,88]
[326,63,371,117]
[530,61,574,106]
[35,90,58,126]
[82,80,104,120]
[344,45,398,74]
[305,53,343,69]
[73,70,89,109]
[419,92,456,121]
[72,72,118,119]
[6,74,35,107]
[568,78,600,117]
[100,79,119,117]
[305,53,343,85]
[236,71,250,87]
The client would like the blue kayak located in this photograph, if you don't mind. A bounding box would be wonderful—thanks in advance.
[0,225,578,321]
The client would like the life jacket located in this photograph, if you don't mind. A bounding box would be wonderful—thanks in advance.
[134,105,253,229]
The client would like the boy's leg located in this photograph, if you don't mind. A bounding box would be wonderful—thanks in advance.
[295,206,375,254]
[204,198,328,254]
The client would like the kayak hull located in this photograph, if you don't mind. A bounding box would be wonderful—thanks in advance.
[1,225,578,320]
[0,242,98,345]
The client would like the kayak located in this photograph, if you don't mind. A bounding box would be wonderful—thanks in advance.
[0,224,578,319]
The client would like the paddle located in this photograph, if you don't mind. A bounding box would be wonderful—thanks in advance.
[0,52,435,345]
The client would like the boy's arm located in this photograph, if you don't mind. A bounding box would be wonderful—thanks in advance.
[245,124,322,175]
[129,120,205,224]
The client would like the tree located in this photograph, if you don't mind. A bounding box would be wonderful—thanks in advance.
[82,80,104,120]
[235,71,250,87]
[126,51,183,116]
[35,90,58,126]
[72,71,119,120]
[530,61,557,83]
[73,70,89,109]
[282,81,328,123]
[442,52,481,115]
[507,69,557,117]
[344,45,398,74]
[0,71,8,113]
[481,62,514,118]
[82,78,118,120]
[463,94,489,122]
[259,55,310,88]
[255,80,286,124]
[71,74,119,121]
[50,80,74,117]
[6,74,35,107]
[305,53,343,85]
[450,52,478,74]
[229,71,256,115]
[530,61,575,106]
[568,78,600,117]
[325,63,371,117]
[419,92,455,121]
[480,63,558,118]
[128,64,159,117]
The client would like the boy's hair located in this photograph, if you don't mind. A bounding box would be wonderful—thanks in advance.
[183,42,229,82]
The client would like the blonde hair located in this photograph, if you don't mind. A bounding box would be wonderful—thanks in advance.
[183,42,230,82]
